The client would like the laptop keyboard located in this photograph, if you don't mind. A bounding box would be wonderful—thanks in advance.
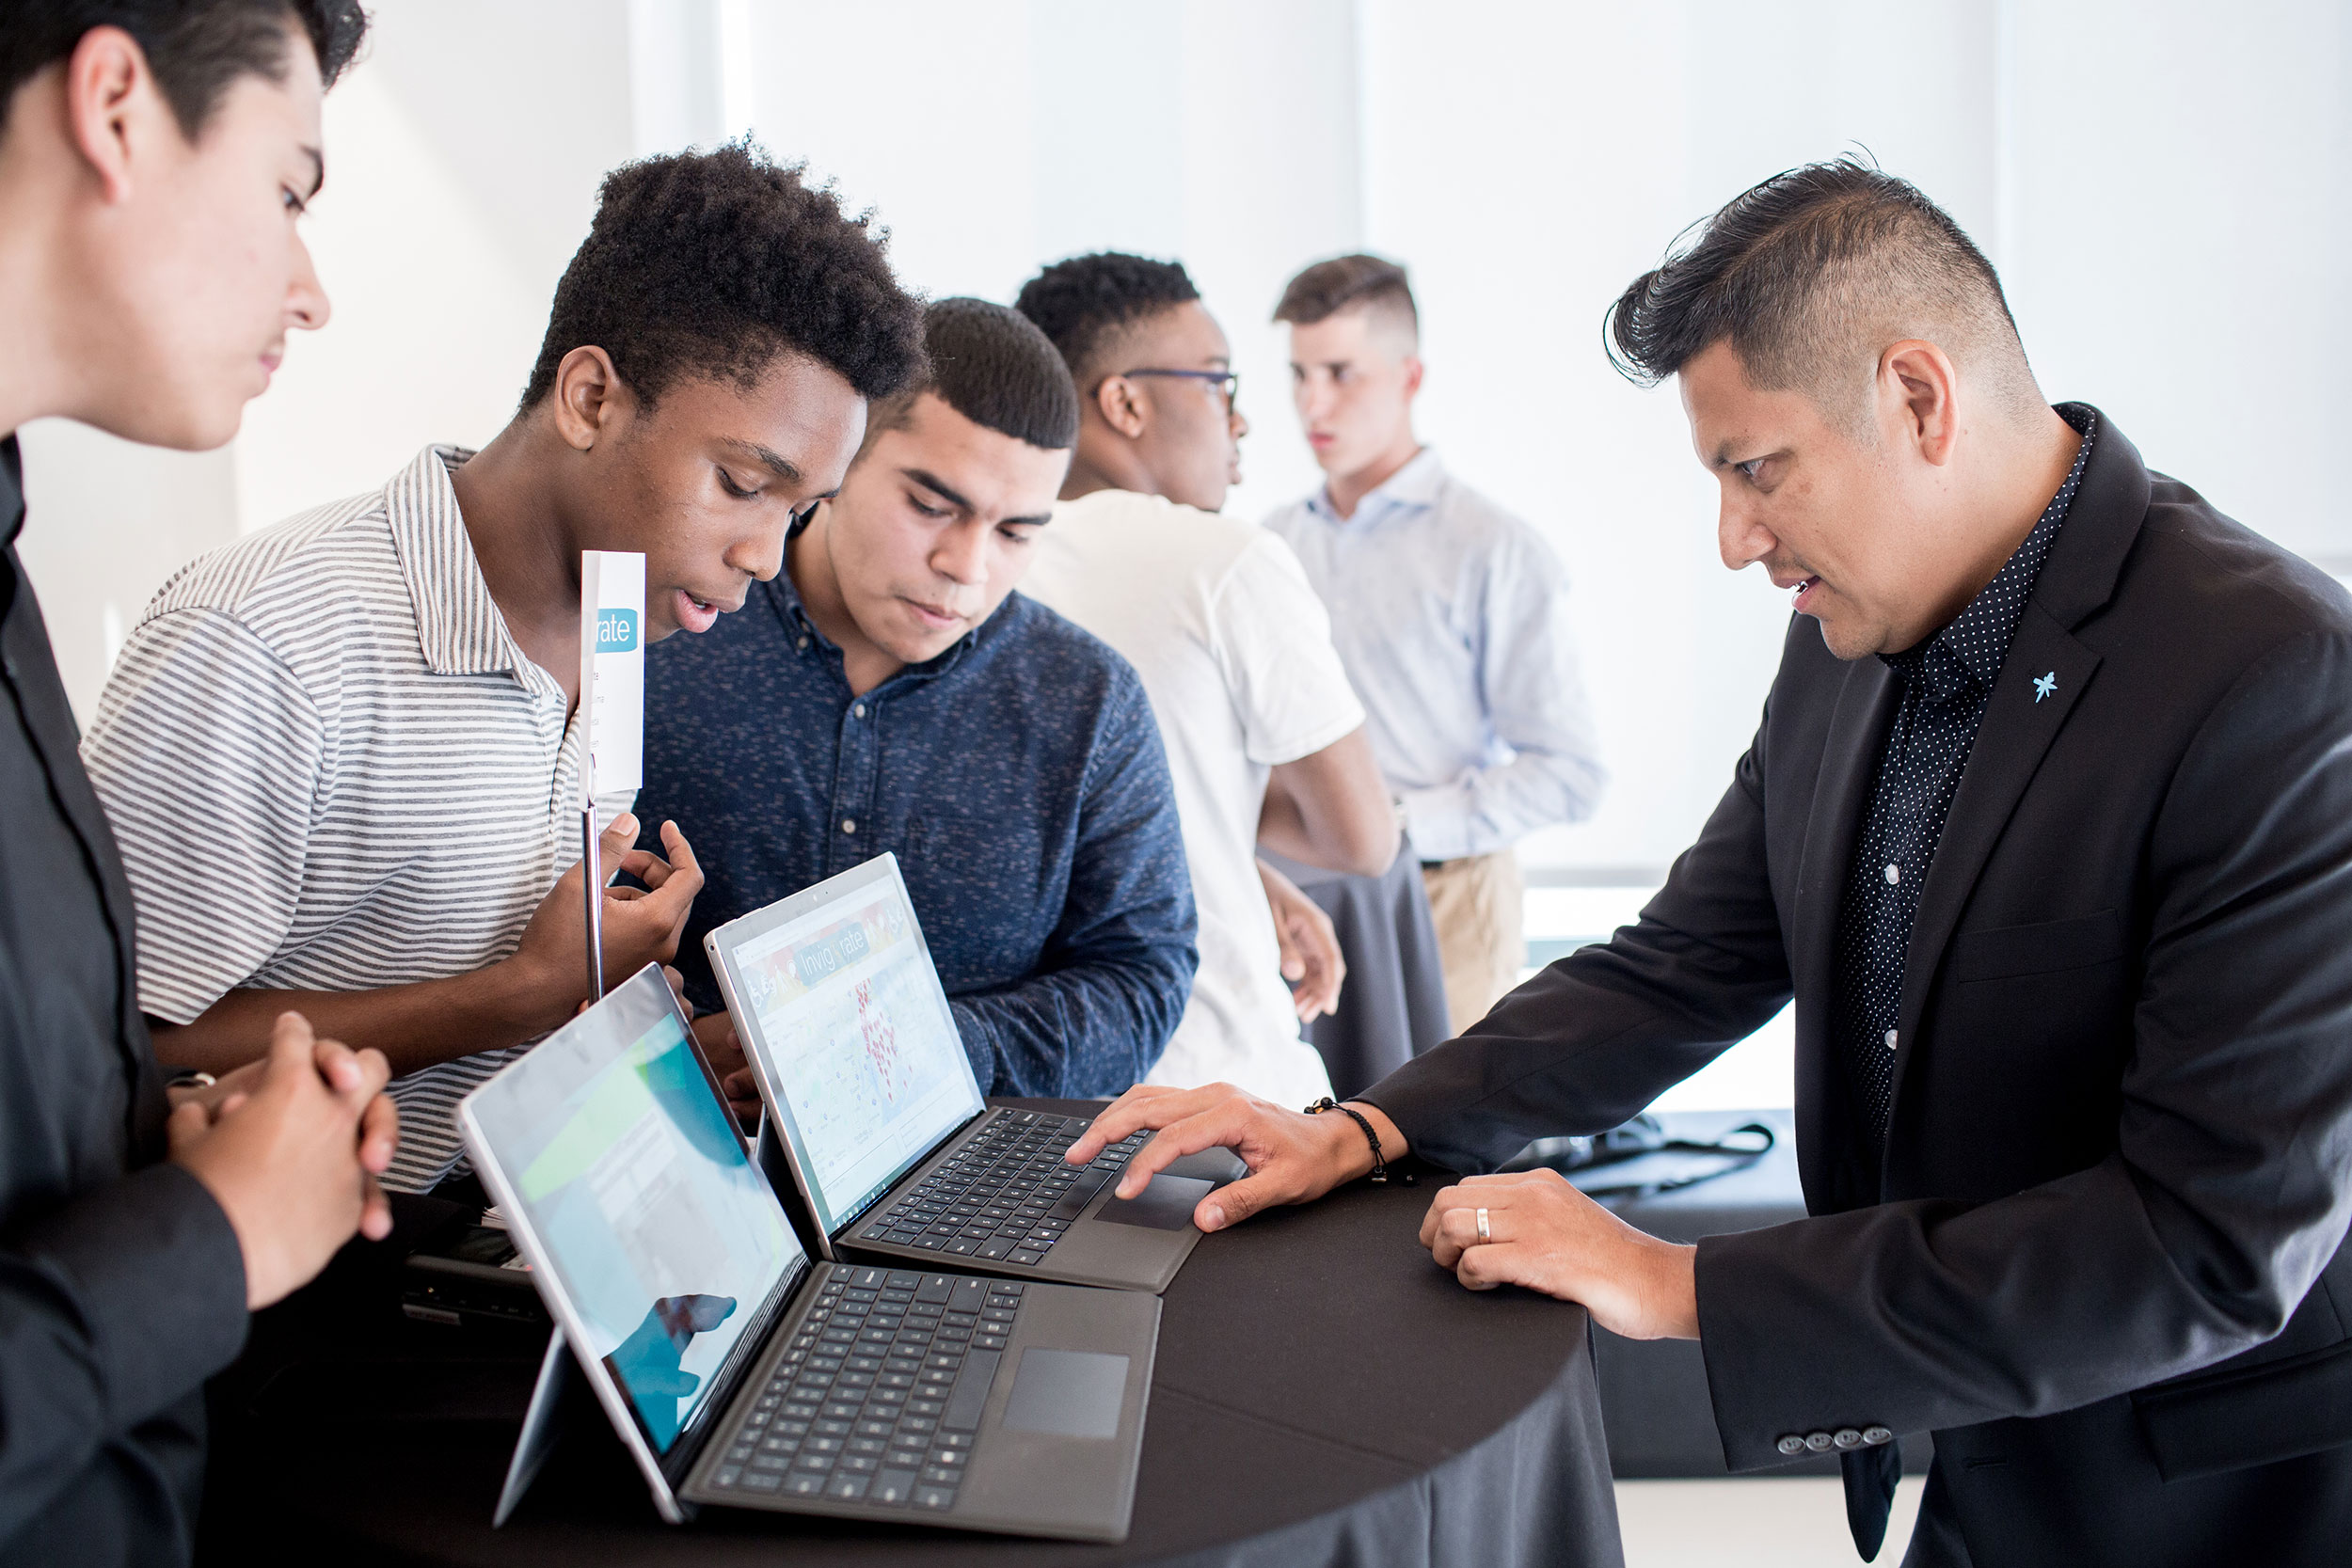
[708,1266,1024,1512]
[852,1109,1151,1266]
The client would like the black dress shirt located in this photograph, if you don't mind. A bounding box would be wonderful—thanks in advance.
[0,435,248,1566]
[1833,404,2098,1156]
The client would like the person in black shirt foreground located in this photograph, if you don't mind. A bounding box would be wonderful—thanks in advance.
[0,6,398,1563]
[1069,161,2352,1566]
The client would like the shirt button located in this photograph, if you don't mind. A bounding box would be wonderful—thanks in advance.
[797,636,811,651]
[1883,1029,1898,1051]
[841,818,857,835]
[1883,863,1900,885]
[852,704,866,719]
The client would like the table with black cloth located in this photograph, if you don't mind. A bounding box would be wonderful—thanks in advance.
[1260,841,1452,1098]
[199,1100,1622,1568]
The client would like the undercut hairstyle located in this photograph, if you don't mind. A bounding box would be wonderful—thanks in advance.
[1273,252,1418,342]
[1,1,369,140]
[1605,157,2040,430]
[866,297,1078,454]
[1013,252,1200,386]
[522,144,924,416]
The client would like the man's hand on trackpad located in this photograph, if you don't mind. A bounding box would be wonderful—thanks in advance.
[1062,1084,1406,1232]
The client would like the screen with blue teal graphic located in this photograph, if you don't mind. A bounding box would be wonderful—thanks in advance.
[467,970,800,1452]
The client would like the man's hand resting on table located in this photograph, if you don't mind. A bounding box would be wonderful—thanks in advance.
[1069,1085,1701,1341]
[168,1009,402,1309]
[1420,1168,1698,1340]
[1063,1084,1405,1232]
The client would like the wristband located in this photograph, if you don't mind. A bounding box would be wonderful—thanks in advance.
[1303,1097,1414,1186]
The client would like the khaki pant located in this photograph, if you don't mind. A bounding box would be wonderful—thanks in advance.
[1421,850,1525,1037]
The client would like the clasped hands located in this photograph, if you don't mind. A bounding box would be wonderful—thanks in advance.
[167,1009,401,1310]
[1064,1084,1700,1341]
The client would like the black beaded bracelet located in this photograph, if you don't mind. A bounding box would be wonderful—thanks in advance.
[1304,1097,1414,1186]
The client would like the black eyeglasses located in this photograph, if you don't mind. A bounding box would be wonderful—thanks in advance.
[1120,367,1241,412]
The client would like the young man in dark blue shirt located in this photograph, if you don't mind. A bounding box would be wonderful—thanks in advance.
[638,298,1195,1103]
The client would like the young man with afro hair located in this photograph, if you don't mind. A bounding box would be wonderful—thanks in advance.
[85,143,926,1195]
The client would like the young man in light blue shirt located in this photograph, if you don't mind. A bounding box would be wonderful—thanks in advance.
[1264,254,1605,1035]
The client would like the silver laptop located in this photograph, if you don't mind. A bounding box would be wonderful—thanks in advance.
[704,853,1240,1294]
[456,962,1160,1541]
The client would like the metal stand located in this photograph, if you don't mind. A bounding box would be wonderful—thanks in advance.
[581,752,603,1003]
[494,1328,581,1527]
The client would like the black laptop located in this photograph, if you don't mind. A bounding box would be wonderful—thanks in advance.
[456,962,1159,1541]
[704,853,1240,1293]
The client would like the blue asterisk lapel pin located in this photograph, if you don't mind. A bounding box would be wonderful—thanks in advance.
[2032,671,2058,704]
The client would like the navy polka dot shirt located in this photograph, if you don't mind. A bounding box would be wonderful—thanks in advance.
[1833,404,2098,1156]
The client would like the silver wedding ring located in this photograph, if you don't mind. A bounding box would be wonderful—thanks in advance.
[1474,1207,1491,1244]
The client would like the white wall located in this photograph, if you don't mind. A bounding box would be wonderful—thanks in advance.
[16,0,2346,892]
[716,0,1361,528]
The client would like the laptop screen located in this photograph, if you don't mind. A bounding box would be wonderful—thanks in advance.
[463,967,803,1454]
[709,855,984,1238]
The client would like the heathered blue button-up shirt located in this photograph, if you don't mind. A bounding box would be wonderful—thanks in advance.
[636,566,1196,1098]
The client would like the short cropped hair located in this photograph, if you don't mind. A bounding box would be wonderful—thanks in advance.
[1013,253,1200,386]
[1273,253,1418,341]
[1606,157,2037,427]
[1,1,368,139]
[521,144,925,415]
[868,297,1077,453]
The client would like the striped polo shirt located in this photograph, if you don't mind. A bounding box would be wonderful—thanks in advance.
[83,445,633,1192]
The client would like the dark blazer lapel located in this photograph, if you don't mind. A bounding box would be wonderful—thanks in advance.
[1897,610,2100,1052]
[1889,411,2149,1126]
[1789,654,1899,1203]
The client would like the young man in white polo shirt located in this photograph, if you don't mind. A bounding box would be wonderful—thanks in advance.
[84,146,925,1191]
[1014,253,1397,1106]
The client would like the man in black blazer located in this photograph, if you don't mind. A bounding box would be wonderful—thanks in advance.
[1069,160,2352,1566]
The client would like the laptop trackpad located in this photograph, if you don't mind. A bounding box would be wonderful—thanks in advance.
[1095,1173,1212,1230]
[1001,1349,1128,1439]
[1157,1147,1247,1185]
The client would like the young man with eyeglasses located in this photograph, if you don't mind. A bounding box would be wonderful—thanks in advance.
[85,145,926,1196]
[1014,253,1397,1106]
[1267,255,1606,1038]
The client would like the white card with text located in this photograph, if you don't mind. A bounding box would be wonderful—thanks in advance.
[579,550,645,796]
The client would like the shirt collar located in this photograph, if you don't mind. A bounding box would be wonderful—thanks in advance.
[0,436,23,549]
[764,528,987,691]
[1883,403,2099,702]
[1309,445,1445,524]
[385,444,538,683]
